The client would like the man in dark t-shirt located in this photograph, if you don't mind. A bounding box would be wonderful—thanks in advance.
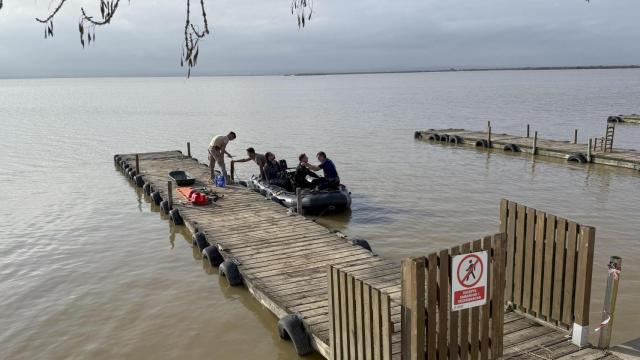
[303,151,340,190]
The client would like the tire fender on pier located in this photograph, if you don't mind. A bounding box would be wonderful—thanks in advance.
[169,208,183,225]
[414,131,422,139]
[219,260,242,286]
[160,200,171,214]
[449,135,463,144]
[202,245,224,267]
[503,143,521,152]
[427,133,441,141]
[134,175,145,188]
[351,239,372,252]
[475,139,490,148]
[439,134,450,142]
[192,232,210,252]
[143,183,152,196]
[567,153,588,164]
[150,191,163,205]
[277,314,312,356]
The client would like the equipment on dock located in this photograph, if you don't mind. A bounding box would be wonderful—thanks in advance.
[169,170,196,186]
[245,176,352,215]
[176,187,220,205]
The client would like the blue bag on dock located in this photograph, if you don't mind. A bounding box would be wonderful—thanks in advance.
[215,174,226,188]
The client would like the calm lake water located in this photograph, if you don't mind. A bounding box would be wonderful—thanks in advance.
[1,69,640,359]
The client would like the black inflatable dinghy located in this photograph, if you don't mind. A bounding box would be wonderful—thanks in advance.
[244,176,351,214]
[169,170,196,186]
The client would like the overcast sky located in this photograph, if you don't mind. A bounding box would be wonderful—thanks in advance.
[0,0,639,77]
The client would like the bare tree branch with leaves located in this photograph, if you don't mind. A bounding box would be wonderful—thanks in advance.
[2,0,313,76]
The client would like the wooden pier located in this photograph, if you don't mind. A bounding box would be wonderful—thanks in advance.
[415,128,640,171]
[115,150,618,359]
[608,114,640,124]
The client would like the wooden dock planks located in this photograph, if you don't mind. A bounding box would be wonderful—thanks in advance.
[115,151,618,360]
[415,129,640,171]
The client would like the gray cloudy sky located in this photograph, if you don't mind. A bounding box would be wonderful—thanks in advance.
[0,0,639,77]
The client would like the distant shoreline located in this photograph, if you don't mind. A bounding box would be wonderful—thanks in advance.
[288,65,640,77]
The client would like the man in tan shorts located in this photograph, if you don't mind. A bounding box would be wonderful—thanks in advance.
[208,131,236,181]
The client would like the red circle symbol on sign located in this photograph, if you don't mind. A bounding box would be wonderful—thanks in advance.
[456,254,484,288]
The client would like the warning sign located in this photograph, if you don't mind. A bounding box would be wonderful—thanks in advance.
[451,251,488,311]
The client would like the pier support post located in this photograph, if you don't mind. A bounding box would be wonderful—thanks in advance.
[401,257,425,360]
[488,125,492,147]
[230,161,235,181]
[526,124,530,138]
[135,154,140,174]
[588,138,593,163]
[187,142,191,158]
[574,129,578,144]
[532,131,538,155]
[296,188,304,216]
[167,181,173,209]
[598,256,622,349]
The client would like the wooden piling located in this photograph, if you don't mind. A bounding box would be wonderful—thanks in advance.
[401,257,425,360]
[526,124,530,138]
[598,256,622,349]
[588,138,593,163]
[167,180,173,209]
[488,125,492,146]
[135,154,140,173]
[574,129,578,144]
[187,142,191,158]
[532,131,538,155]
[230,161,235,181]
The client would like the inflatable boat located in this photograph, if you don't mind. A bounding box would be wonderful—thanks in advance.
[243,176,352,214]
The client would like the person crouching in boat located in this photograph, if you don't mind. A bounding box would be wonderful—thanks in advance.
[263,152,293,190]
[231,147,267,180]
[294,153,320,189]
[208,131,236,181]
[302,151,340,190]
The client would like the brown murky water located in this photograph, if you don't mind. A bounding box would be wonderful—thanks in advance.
[1,70,640,359]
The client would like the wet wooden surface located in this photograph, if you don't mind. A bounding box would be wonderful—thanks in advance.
[115,151,618,359]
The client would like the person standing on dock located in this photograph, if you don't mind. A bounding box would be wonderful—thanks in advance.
[208,131,236,181]
[303,151,340,190]
[231,147,267,180]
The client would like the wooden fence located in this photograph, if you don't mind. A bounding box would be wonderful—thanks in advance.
[401,233,506,360]
[328,266,394,360]
[500,199,595,332]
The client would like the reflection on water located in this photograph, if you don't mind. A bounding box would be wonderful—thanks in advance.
[1,70,640,359]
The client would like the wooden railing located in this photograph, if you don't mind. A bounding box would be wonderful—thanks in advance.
[500,199,595,335]
[401,233,506,360]
[328,266,394,360]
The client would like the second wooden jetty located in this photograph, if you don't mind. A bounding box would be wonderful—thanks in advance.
[114,150,620,359]
[415,127,640,171]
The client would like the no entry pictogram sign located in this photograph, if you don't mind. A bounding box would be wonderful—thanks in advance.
[451,251,488,311]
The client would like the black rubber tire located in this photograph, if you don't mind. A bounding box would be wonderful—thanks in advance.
[143,183,152,196]
[271,196,283,204]
[192,232,210,252]
[169,209,184,225]
[160,200,171,214]
[203,245,224,267]
[114,155,121,164]
[567,153,588,164]
[277,314,312,356]
[449,135,463,144]
[414,131,422,139]
[352,239,372,252]
[123,163,130,171]
[219,260,242,286]
[134,175,145,187]
[475,139,489,148]
[503,143,521,152]
[150,191,163,205]
[128,169,137,179]
[238,180,248,187]
[439,134,450,142]
[427,134,440,141]
[607,116,622,123]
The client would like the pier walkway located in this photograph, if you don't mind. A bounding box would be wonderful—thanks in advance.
[115,150,617,359]
[415,128,640,171]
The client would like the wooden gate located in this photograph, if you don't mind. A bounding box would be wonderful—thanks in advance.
[328,266,394,360]
[500,199,595,343]
[401,233,506,360]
